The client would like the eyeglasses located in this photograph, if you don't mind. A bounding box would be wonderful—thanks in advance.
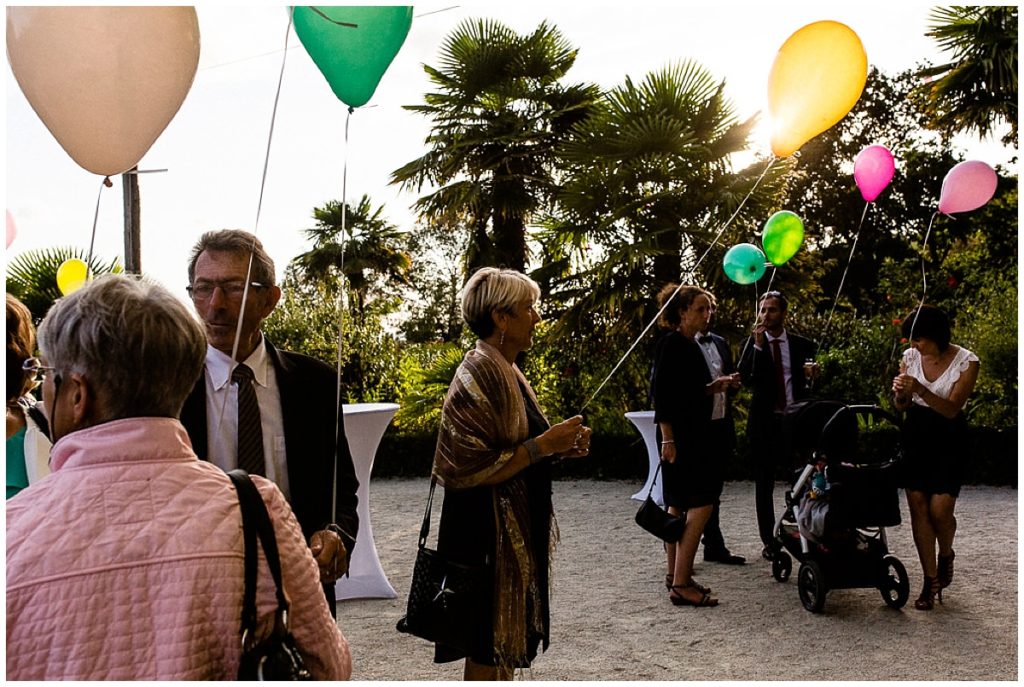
[186,280,267,301]
[22,357,57,384]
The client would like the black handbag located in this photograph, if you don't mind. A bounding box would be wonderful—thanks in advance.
[228,470,313,681]
[395,477,487,654]
[635,462,686,542]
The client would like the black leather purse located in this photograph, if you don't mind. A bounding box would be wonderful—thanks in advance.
[395,477,487,654]
[635,462,686,542]
[228,470,312,681]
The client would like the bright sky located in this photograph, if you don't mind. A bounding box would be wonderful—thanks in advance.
[4,2,1015,298]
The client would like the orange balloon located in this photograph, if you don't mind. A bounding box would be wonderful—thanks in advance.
[6,7,200,176]
[767,21,867,158]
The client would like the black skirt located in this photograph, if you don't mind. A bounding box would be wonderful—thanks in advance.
[900,404,968,497]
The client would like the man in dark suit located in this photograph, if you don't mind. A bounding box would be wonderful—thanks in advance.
[693,296,745,565]
[180,229,359,616]
[738,290,819,561]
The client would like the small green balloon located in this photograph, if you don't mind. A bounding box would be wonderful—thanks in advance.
[293,6,413,108]
[723,243,767,285]
[761,210,804,266]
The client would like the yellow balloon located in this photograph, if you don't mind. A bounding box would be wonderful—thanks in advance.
[768,21,867,158]
[56,258,89,295]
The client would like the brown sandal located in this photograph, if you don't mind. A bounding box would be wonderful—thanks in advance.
[669,582,719,607]
[665,574,711,595]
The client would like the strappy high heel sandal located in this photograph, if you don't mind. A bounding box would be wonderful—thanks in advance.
[914,575,942,611]
[669,582,719,607]
[689,578,712,595]
[665,574,710,595]
[938,551,955,589]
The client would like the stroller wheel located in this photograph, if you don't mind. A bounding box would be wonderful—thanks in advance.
[879,554,910,609]
[772,551,792,582]
[798,560,827,613]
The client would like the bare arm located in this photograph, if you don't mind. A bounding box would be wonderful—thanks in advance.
[894,360,979,419]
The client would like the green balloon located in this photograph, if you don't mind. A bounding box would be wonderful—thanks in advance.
[761,210,804,266]
[723,243,767,285]
[293,6,413,108]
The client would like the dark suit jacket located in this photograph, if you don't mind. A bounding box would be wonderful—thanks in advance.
[706,331,738,450]
[738,330,816,436]
[180,339,360,556]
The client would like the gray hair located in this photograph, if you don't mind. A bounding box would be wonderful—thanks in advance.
[38,274,207,420]
[187,229,276,286]
[461,267,541,339]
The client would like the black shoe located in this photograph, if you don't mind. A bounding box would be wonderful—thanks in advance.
[704,549,746,565]
[761,546,775,561]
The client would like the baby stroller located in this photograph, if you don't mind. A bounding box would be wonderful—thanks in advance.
[767,400,909,613]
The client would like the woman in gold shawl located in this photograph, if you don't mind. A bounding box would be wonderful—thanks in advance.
[432,267,592,680]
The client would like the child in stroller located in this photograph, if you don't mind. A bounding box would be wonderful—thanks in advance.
[766,400,910,613]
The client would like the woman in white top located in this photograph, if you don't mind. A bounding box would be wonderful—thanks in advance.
[892,305,979,611]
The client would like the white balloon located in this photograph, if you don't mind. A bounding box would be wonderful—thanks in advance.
[7,7,200,176]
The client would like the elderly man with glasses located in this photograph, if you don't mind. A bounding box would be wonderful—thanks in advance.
[737,290,820,562]
[180,229,359,617]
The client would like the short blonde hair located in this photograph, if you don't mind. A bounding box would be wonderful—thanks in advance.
[461,267,541,339]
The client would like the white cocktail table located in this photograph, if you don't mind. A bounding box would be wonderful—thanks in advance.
[335,402,400,600]
[625,410,663,506]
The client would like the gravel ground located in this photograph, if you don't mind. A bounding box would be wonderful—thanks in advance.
[337,478,1017,681]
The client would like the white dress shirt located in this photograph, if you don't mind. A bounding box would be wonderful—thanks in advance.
[203,338,290,499]
[696,332,726,420]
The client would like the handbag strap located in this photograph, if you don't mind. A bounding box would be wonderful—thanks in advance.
[646,460,664,499]
[417,476,438,550]
[228,469,290,647]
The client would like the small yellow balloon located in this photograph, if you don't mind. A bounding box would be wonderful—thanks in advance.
[768,20,867,158]
[56,258,89,295]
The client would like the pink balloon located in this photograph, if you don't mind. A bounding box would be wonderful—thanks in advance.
[853,145,895,202]
[6,210,16,248]
[938,160,998,215]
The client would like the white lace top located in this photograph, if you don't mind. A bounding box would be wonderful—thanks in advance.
[902,346,979,407]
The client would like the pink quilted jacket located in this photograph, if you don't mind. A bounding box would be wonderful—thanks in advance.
[6,417,352,680]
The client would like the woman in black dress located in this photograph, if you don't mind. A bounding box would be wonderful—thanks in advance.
[892,305,979,610]
[431,267,592,679]
[652,283,739,607]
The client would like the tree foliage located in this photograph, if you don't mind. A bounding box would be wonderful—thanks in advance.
[915,6,1018,146]
[391,18,601,274]
[6,247,123,323]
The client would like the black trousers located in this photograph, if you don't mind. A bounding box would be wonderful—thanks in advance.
[749,412,787,549]
[700,418,734,552]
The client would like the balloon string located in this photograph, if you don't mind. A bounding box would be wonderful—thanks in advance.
[85,178,108,278]
[333,106,353,522]
[214,9,293,448]
[817,201,870,355]
[908,210,939,343]
[578,155,777,414]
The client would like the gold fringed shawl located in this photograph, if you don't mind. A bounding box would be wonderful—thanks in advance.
[432,340,557,668]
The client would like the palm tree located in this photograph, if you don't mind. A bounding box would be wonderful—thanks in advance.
[537,61,789,339]
[6,247,122,323]
[292,194,412,315]
[390,18,601,275]
[915,6,1018,145]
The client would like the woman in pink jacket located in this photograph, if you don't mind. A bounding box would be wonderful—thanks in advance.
[5,275,351,680]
